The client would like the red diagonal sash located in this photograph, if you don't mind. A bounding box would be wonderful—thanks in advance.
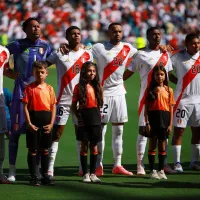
[173,55,200,113]
[57,51,91,104]
[138,53,168,115]
[0,51,8,68]
[101,45,130,86]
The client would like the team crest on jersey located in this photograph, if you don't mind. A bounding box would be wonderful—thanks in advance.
[39,47,44,55]
[177,119,182,124]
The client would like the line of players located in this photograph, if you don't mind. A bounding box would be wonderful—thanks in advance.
[0,17,199,184]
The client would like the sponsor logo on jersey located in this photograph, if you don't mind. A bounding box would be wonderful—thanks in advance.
[24,48,29,53]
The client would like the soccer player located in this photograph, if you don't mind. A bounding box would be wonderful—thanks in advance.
[22,61,56,186]
[0,45,10,184]
[4,18,53,182]
[93,22,137,176]
[171,33,200,172]
[123,27,175,175]
[46,26,93,178]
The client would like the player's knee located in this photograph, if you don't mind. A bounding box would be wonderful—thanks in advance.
[40,149,49,155]
[80,151,87,156]
[52,125,64,141]
[112,125,123,137]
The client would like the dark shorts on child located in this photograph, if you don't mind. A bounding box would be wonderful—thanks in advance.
[26,110,52,149]
[76,107,102,144]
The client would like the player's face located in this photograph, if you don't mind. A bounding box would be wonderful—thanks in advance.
[68,29,81,44]
[154,70,165,85]
[25,20,41,40]
[33,67,48,83]
[109,25,123,44]
[86,65,96,81]
[148,29,161,45]
[185,37,200,55]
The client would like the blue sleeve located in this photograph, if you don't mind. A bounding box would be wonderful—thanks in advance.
[6,41,19,55]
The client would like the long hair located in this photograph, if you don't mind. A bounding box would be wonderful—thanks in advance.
[79,61,103,107]
[147,65,170,103]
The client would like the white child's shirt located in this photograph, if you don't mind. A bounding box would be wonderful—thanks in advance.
[93,42,137,96]
[47,48,93,105]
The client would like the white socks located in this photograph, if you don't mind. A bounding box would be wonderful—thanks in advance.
[136,134,147,166]
[112,125,123,167]
[48,141,58,176]
[76,140,82,172]
[0,134,5,175]
[97,124,107,168]
[172,145,181,164]
[191,144,200,163]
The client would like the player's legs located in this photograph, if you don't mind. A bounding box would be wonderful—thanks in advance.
[190,127,200,170]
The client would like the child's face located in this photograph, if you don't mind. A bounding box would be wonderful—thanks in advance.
[33,67,48,82]
[154,70,165,85]
[86,65,96,81]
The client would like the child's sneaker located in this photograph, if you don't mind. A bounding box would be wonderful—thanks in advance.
[157,170,167,179]
[82,173,91,183]
[137,165,146,175]
[7,165,16,182]
[173,162,183,172]
[29,175,40,186]
[112,166,133,176]
[95,165,104,176]
[150,170,160,180]
[189,162,200,171]
[90,174,101,183]
[41,174,54,185]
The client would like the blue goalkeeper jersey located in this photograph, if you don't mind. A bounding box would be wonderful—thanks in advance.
[6,38,53,99]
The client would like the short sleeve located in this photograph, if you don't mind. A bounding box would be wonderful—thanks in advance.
[46,50,57,64]
[22,86,30,104]
[169,88,176,105]
[49,86,57,106]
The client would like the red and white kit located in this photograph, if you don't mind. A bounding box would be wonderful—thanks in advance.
[128,47,173,126]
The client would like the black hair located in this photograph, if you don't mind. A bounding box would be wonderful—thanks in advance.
[65,26,80,39]
[185,33,199,43]
[108,22,122,31]
[147,65,170,103]
[146,27,160,37]
[78,61,103,107]
[22,17,39,32]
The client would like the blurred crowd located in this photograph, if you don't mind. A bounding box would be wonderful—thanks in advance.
[0,0,199,49]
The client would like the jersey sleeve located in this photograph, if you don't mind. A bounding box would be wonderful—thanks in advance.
[128,51,141,72]
[72,84,79,103]
[169,88,176,105]
[6,41,18,55]
[46,50,57,64]
[49,86,57,106]
[165,53,173,72]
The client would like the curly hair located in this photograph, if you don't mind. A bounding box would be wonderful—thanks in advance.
[147,65,170,103]
[79,61,103,107]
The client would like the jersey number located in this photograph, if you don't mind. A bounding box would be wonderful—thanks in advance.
[113,57,123,66]
[176,109,186,118]
[100,104,108,114]
[72,64,80,74]
[191,65,200,74]
[57,106,64,116]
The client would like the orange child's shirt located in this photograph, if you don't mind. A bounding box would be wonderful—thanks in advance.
[72,83,98,108]
[22,82,57,111]
[145,86,175,111]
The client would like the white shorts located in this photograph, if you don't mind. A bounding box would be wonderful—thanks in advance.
[173,102,200,128]
[54,104,77,125]
[138,107,145,126]
[101,95,128,124]
[0,107,7,133]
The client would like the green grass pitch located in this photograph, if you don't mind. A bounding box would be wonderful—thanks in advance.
[1,67,200,200]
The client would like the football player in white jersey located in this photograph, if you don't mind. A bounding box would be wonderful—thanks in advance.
[171,33,200,172]
[0,45,10,184]
[93,22,137,176]
[123,27,177,175]
[46,26,93,178]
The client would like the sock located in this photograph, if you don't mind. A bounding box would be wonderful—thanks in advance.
[148,150,156,171]
[76,140,82,172]
[90,153,97,174]
[27,151,37,176]
[172,145,181,164]
[9,133,20,165]
[136,134,147,166]
[48,141,58,176]
[164,139,168,164]
[191,144,200,163]
[112,125,123,167]
[96,124,107,168]
[41,151,49,177]
[0,134,5,175]
[158,151,166,171]
[80,153,88,175]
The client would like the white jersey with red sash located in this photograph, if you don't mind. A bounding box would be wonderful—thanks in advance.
[0,46,10,107]
[93,42,137,96]
[172,50,200,108]
[128,47,172,126]
[47,49,93,105]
